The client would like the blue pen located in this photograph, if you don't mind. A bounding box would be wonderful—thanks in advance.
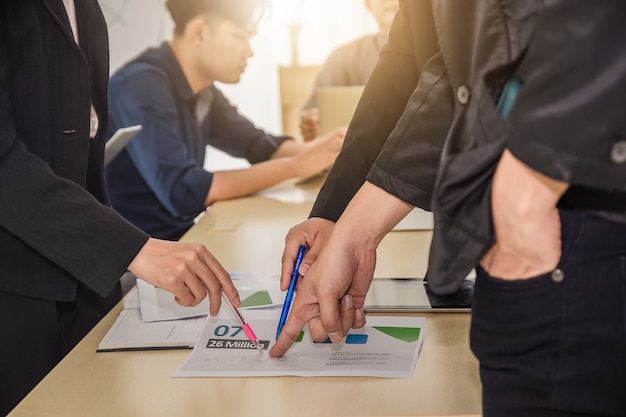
[276,244,307,339]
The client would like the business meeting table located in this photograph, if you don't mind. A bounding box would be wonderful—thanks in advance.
[8,178,482,417]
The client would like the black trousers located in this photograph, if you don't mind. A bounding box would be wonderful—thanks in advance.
[471,208,626,417]
[0,281,121,416]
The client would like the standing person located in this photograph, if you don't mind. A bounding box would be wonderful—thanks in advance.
[270,1,626,416]
[0,1,240,414]
[105,0,345,241]
[298,0,399,141]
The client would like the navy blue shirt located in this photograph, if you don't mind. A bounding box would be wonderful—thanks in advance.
[106,43,291,240]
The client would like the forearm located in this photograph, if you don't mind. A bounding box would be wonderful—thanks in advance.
[332,181,413,250]
[269,139,304,159]
[206,130,343,205]
[205,157,298,205]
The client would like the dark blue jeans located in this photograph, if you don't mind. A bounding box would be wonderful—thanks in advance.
[471,208,626,417]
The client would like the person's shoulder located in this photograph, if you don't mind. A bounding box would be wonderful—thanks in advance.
[324,33,385,64]
[207,84,238,112]
[332,33,384,54]
[110,46,173,90]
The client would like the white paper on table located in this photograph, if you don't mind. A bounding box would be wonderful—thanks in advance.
[255,178,319,204]
[123,286,140,309]
[173,309,425,378]
[97,308,204,351]
[138,272,285,322]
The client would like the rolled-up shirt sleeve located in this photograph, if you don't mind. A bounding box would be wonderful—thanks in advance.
[110,68,215,218]
[206,88,292,164]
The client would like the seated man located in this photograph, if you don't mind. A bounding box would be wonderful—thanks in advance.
[299,0,399,141]
[106,0,344,240]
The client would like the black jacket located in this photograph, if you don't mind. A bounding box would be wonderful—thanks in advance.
[311,0,626,293]
[0,0,148,301]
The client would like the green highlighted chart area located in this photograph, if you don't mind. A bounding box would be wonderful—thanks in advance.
[372,326,421,343]
[239,291,273,308]
[298,327,420,344]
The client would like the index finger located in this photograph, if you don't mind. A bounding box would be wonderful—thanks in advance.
[197,246,240,315]
[269,304,319,357]
[206,251,238,300]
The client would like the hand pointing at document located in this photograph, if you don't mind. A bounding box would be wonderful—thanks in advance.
[270,182,412,357]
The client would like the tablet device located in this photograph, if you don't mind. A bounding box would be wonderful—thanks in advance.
[363,278,474,313]
[104,125,142,166]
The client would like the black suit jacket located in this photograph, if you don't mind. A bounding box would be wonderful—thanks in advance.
[0,0,148,301]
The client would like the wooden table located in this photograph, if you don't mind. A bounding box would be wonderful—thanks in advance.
[8,179,481,417]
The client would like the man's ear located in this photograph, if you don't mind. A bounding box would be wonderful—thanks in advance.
[184,16,209,44]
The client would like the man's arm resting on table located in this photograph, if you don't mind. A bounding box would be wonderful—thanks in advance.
[205,129,344,205]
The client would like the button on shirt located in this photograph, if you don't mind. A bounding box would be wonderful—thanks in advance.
[105,43,291,240]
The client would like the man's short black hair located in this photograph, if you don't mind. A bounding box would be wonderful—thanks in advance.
[166,0,268,34]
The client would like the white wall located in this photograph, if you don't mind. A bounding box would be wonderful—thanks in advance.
[99,0,378,135]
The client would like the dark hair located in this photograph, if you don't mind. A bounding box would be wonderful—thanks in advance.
[166,0,269,34]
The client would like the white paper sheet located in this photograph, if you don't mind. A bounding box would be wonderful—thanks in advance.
[173,310,425,378]
[97,308,203,351]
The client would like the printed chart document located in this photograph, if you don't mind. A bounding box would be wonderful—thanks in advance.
[174,310,425,378]
[138,272,284,322]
